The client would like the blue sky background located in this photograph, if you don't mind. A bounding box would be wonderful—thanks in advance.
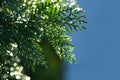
[66,0,120,80]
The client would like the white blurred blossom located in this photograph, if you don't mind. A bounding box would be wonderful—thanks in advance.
[13,63,17,67]
[41,0,45,3]
[69,0,76,7]
[16,75,21,79]
[11,43,18,48]
[7,50,14,56]
[10,72,14,76]
[10,67,14,71]
[74,7,83,11]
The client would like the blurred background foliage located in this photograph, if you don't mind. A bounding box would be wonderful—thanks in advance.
[0,0,86,80]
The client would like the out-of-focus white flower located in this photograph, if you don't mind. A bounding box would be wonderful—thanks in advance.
[32,1,36,5]
[17,16,22,20]
[7,50,11,53]
[39,28,44,31]
[16,66,20,70]
[17,66,23,72]
[75,7,83,11]
[68,0,76,7]
[10,67,14,71]
[41,15,45,19]
[10,52,14,57]
[36,39,40,42]
[34,32,37,35]
[7,50,14,56]
[13,63,17,67]
[41,0,45,3]
[11,43,18,48]
[16,75,21,79]
[14,71,18,75]
[28,1,32,5]
[23,3,26,6]
[68,21,73,24]
[54,3,60,8]
[24,0,27,3]
[62,2,69,7]
[32,5,37,8]
[69,1,76,7]
[10,72,14,76]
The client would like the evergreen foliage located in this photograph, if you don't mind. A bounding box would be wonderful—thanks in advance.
[0,0,86,79]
